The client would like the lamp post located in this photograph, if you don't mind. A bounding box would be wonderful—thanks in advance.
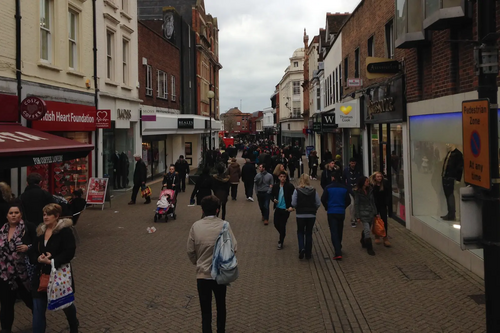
[207,89,215,151]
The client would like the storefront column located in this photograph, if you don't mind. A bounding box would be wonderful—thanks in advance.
[172,135,183,164]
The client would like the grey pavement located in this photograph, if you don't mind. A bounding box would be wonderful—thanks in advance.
[12,156,486,332]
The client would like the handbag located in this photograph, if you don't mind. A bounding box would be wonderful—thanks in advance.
[371,216,387,238]
[141,185,152,198]
[47,261,75,311]
[37,273,50,292]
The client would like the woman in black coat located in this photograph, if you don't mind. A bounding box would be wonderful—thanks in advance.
[190,168,212,206]
[32,203,78,333]
[370,171,392,247]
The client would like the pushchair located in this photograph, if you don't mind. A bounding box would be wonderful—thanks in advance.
[154,188,176,222]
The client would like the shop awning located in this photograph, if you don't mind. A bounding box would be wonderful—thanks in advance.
[0,123,94,168]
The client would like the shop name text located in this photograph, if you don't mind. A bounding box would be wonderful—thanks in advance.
[33,155,63,165]
[0,131,49,143]
[41,111,95,123]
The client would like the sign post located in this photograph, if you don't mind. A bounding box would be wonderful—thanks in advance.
[85,178,109,210]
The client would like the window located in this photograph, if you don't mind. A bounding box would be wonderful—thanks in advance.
[354,48,359,78]
[316,88,321,111]
[386,20,394,58]
[344,57,348,83]
[329,74,333,105]
[339,64,343,98]
[292,103,301,117]
[146,65,153,96]
[334,68,338,102]
[121,0,129,13]
[40,0,53,62]
[157,70,167,99]
[294,61,298,67]
[106,30,114,80]
[171,75,176,101]
[368,36,374,57]
[293,81,300,95]
[68,10,78,69]
[122,39,129,84]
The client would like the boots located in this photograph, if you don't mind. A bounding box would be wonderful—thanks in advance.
[374,235,382,245]
[383,236,391,247]
[365,238,376,256]
[360,231,366,248]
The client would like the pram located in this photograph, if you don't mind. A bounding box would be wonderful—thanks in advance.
[154,188,176,222]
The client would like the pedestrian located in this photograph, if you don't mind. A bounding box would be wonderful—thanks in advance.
[354,176,378,256]
[128,153,150,204]
[272,163,286,184]
[308,151,319,180]
[321,167,351,260]
[211,164,230,221]
[343,158,363,227]
[163,164,180,197]
[227,158,241,200]
[271,171,295,250]
[174,155,190,193]
[254,163,274,225]
[0,203,36,333]
[292,174,321,260]
[0,182,13,225]
[241,159,257,202]
[288,154,296,181]
[33,203,79,333]
[190,167,213,207]
[370,171,392,247]
[187,195,237,333]
[20,173,55,224]
[320,160,335,189]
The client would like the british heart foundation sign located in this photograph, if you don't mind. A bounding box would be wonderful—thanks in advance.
[96,109,111,129]
[462,99,490,189]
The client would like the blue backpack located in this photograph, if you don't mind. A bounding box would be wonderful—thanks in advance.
[211,221,238,285]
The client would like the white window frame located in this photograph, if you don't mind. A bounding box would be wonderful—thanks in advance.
[146,65,153,96]
[121,0,129,13]
[40,0,53,62]
[157,70,168,99]
[293,81,300,95]
[68,10,78,70]
[122,38,129,85]
[171,75,176,101]
[106,30,114,80]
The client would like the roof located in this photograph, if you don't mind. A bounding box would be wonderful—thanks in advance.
[327,13,350,35]
[225,107,242,115]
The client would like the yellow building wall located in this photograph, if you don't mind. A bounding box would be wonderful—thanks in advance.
[0,3,17,81]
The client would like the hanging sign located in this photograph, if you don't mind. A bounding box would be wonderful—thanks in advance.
[86,178,109,206]
[21,96,47,121]
[96,110,111,129]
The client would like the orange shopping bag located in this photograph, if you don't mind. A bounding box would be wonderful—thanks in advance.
[371,216,386,238]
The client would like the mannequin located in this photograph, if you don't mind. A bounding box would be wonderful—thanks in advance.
[120,151,130,188]
[112,151,122,189]
[440,144,463,220]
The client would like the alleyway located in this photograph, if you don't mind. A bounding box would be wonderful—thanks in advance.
[12,157,486,333]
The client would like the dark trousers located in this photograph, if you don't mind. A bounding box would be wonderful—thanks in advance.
[442,177,456,218]
[0,279,33,331]
[216,202,227,221]
[289,167,296,178]
[197,279,227,333]
[327,214,345,257]
[230,184,238,199]
[244,181,253,198]
[310,166,318,178]
[33,296,78,333]
[379,208,388,235]
[274,208,290,244]
[297,217,316,257]
[131,184,150,203]
[179,174,187,192]
[257,192,270,220]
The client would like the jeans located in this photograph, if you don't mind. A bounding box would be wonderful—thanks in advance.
[327,214,345,256]
[273,208,290,244]
[0,279,33,332]
[230,184,238,199]
[179,174,187,192]
[310,166,318,179]
[296,217,316,257]
[244,181,254,198]
[33,297,78,333]
[257,192,270,220]
[349,194,355,220]
[361,217,373,239]
[442,177,456,218]
[197,279,227,333]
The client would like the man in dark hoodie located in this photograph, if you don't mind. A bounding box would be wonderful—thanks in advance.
[129,154,149,204]
[254,163,274,225]
[241,158,257,201]
[174,155,190,192]
[210,164,230,220]
[20,173,54,224]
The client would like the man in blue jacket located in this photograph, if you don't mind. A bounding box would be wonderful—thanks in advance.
[321,167,351,260]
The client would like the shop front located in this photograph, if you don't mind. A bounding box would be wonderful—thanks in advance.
[334,99,364,173]
[365,75,407,223]
[320,111,342,161]
[142,135,167,179]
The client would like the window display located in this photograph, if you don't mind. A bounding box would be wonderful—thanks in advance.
[103,127,135,190]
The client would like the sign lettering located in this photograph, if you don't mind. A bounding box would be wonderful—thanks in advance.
[0,131,49,143]
[117,109,132,120]
[33,155,63,165]
[21,96,47,121]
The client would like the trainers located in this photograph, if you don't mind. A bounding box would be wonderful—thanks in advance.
[264,219,269,225]
[248,197,254,202]
[351,221,357,228]
[333,255,343,261]
[299,249,305,259]
[277,243,283,250]
[128,201,135,205]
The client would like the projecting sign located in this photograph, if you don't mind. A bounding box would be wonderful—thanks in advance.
[462,99,490,189]
[366,57,400,79]
[347,78,363,87]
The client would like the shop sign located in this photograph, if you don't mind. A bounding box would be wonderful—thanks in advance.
[96,110,111,129]
[117,109,132,120]
[334,99,361,128]
[0,94,19,122]
[178,118,194,129]
[86,177,109,206]
[142,108,156,122]
[462,99,490,189]
[347,78,363,87]
[32,101,96,131]
[321,113,337,133]
[33,155,63,165]
[312,121,321,132]
[21,96,47,121]
[365,76,406,124]
[366,57,401,79]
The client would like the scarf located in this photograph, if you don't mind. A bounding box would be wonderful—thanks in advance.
[0,221,30,290]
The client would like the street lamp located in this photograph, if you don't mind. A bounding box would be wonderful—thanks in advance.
[207,89,215,151]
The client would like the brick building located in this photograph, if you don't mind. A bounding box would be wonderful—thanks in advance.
[220,108,252,136]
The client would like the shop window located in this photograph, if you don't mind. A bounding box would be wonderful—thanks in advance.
[106,30,114,80]
[157,70,168,99]
[68,10,78,70]
[40,0,53,62]
[146,65,153,96]
[395,0,426,49]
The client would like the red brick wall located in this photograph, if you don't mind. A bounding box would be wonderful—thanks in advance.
[138,22,181,110]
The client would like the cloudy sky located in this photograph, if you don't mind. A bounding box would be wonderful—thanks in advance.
[206,0,361,114]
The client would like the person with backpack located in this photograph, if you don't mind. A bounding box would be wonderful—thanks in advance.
[187,195,238,333]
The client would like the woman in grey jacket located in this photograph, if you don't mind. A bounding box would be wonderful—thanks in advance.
[354,176,377,256]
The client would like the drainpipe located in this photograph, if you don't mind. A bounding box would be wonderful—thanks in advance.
[92,0,99,177]
[15,0,22,195]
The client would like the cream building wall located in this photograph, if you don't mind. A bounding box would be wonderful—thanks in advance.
[323,32,343,112]
[279,48,304,120]
[0,4,17,84]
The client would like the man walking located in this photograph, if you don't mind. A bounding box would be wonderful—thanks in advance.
[20,173,54,224]
[174,155,190,192]
[343,158,362,227]
[271,171,295,249]
[129,153,150,204]
[187,195,238,333]
[254,163,273,225]
[320,159,335,190]
[241,159,256,201]
[321,167,351,260]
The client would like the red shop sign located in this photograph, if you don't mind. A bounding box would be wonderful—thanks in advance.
[21,96,47,121]
[0,94,19,122]
[32,101,96,131]
[96,109,111,129]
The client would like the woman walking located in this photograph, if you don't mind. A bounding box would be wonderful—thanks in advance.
[0,203,36,333]
[272,164,286,184]
[227,158,241,200]
[190,167,212,207]
[292,174,321,259]
[271,171,295,250]
[354,177,378,256]
[370,172,391,247]
[33,203,79,333]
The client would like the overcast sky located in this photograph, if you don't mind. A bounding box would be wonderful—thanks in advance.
[206,0,361,115]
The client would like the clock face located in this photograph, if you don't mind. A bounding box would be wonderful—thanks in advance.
[163,13,174,39]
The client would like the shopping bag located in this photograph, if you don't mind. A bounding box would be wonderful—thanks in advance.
[47,261,74,311]
[371,216,387,238]
[141,185,152,198]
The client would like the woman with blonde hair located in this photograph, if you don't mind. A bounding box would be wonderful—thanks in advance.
[0,182,13,225]
[272,163,286,184]
[370,171,391,247]
[291,174,321,259]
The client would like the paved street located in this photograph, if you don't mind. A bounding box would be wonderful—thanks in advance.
[12,157,486,333]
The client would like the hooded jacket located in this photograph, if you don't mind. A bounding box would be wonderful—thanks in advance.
[292,187,321,215]
[211,174,230,204]
[241,161,257,183]
[227,162,241,183]
[354,188,377,220]
[20,185,55,225]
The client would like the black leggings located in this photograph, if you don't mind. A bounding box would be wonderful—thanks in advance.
[0,278,33,331]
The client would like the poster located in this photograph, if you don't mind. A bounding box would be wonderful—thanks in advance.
[86,177,109,205]
[306,146,315,158]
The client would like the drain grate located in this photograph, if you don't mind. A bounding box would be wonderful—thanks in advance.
[396,264,441,280]
[469,294,486,305]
